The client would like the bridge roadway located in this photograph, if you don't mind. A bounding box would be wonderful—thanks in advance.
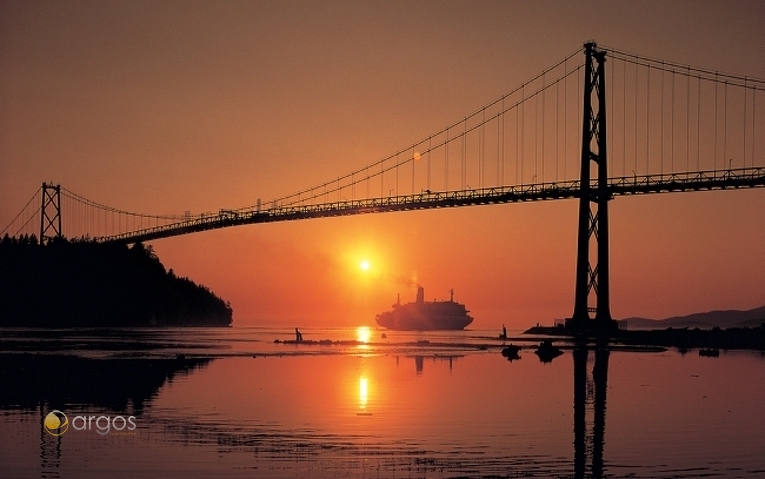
[101,167,765,244]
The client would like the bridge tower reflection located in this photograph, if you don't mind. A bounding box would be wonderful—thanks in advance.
[573,344,610,479]
[39,405,62,478]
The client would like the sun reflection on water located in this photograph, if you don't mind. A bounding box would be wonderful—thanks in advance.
[355,326,373,353]
[355,326,371,343]
[358,376,369,410]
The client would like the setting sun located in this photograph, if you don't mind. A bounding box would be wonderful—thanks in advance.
[359,260,370,271]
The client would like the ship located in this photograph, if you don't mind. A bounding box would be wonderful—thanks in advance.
[375,286,474,331]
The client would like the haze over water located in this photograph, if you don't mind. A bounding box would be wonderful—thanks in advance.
[1,327,763,478]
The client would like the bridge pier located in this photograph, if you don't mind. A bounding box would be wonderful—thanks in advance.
[567,43,618,336]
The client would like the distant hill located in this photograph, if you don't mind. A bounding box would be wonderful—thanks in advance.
[620,305,765,330]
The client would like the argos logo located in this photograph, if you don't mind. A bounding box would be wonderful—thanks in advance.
[44,410,137,436]
[43,410,69,436]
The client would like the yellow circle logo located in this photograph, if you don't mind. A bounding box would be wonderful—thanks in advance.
[44,410,69,436]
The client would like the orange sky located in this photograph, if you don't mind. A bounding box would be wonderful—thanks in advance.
[1,1,764,328]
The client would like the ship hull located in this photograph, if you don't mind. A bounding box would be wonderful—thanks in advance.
[375,303,473,331]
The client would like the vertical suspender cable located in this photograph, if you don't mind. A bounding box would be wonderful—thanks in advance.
[522,84,525,184]
[481,108,485,188]
[724,81,728,169]
[410,149,414,195]
[697,75,701,171]
[445,128,449,191]
[661,64,664,176]
[556,78,559,181]
[752,86,756,166]
[534,90,538,182]
[477,113,481,188]
[500,96,504,185]
[515,86,521,185]
[714,75,719,171]
[647,65,651,174]
[686,66,690,172]
[531,86,539,184]
[743,79,747,168]
[427,138,431,191]
[623,59,626,177]
[635,60,639,176]
[462,120,467,189]
[609,57,613,176]
[534,84,544,183]
[541,72,545,184]
[671,68,675,174]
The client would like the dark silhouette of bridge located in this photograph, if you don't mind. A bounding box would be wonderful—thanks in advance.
[4,43,765,334]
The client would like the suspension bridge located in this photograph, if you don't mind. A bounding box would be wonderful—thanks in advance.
[4,43,764,332]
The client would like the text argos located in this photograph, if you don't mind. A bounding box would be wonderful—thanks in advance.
[44,411,137,436]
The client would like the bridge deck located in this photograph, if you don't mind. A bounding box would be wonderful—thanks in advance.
[101,167,765,244]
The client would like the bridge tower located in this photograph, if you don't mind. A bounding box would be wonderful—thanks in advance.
[568,43,617,335]
[40,182,62,244]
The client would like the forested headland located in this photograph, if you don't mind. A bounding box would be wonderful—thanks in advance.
[0,235,232,327]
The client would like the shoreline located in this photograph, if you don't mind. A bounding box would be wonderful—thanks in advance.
[524,325,765,351]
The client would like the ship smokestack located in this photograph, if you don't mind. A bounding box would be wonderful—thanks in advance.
[416,286,424,304]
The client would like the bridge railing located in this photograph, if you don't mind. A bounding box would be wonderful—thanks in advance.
[608,166,765,195]
[96,166,765,244]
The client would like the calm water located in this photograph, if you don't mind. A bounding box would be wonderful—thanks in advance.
[0,327,763,478]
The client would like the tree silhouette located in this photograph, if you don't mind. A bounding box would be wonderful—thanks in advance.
[0,236,232,327]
